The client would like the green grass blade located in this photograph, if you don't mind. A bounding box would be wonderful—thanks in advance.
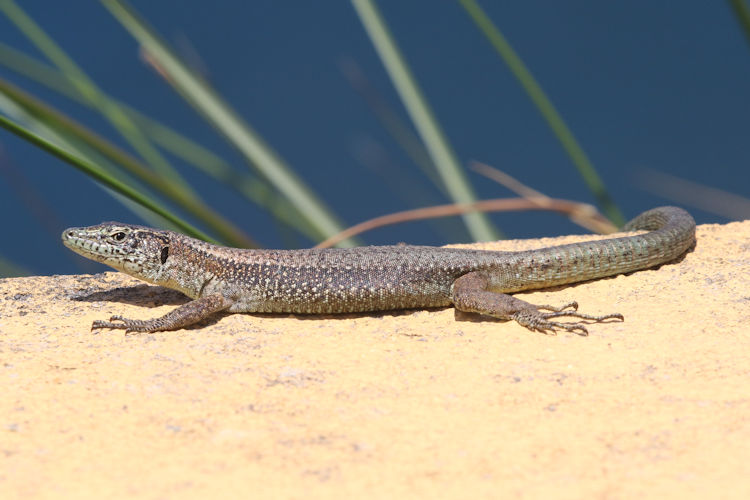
[0,44,315,240]
[131,116,320,241]
[0,88,186,238]
[0,255,29,277]
[0,0,199,199]
[728,0,750,46]
[0,42,236,182]
[0,43,80,98]
[0,78,257,247]
[351,0,498,242]
[458,0,624,225]
[0,113,216,242]
[101,0,353,245]
[340,59,444,192]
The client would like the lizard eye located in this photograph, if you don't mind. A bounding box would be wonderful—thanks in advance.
[111,232,126,241]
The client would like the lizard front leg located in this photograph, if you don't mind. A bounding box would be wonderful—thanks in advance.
[91,294,232,333]
[451,271,623,335]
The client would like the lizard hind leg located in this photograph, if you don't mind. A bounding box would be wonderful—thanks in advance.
[451,271,623,336]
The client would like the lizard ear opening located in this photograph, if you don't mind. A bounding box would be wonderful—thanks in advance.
[160,246,169,264]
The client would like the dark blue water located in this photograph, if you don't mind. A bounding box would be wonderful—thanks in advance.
[0,2,747,275]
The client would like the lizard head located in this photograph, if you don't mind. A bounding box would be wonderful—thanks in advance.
[62,222,172,281]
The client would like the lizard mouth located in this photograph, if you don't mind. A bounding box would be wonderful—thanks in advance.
[62,227,113,262]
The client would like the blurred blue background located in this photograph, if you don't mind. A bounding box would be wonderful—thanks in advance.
[0,1,748,275]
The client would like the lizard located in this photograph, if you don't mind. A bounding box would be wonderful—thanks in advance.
[61,206,695,335]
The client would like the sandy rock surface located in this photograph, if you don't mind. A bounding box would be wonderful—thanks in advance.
[1,220,749,499]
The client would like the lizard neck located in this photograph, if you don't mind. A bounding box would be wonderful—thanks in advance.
[157,236,263,298]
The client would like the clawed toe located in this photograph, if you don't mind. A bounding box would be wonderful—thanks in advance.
[512,304,624,336]
[518,316,589,336]
[536,301,579,313]
[91,316,140,333]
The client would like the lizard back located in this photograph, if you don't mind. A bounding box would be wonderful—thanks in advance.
[158,206,695,314]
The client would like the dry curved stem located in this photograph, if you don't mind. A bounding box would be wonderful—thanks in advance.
[315,197,616,249]
[470,161,614,235]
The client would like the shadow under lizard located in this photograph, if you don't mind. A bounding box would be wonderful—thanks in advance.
[61,206,695,335]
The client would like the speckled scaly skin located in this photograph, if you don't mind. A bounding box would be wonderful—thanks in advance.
[61,206,695,335]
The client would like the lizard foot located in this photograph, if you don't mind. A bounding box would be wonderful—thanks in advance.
[91,315,154,334]
[511,302,624,336]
